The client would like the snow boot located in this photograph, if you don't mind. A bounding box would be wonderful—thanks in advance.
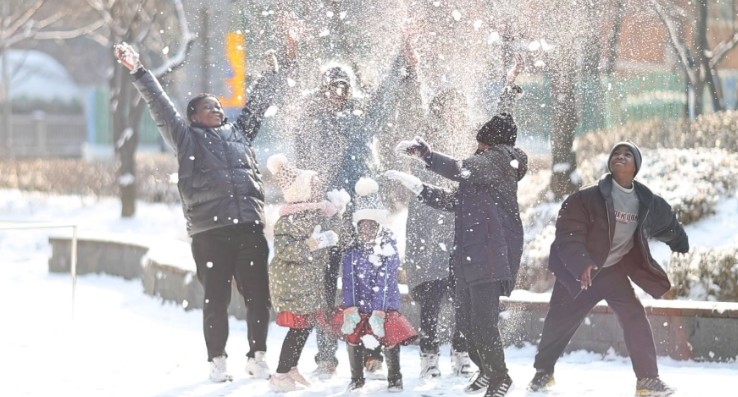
[452,350,474,376]
[245,351,270,379]
[346,344,365,391]
[384,345,403,392]
[420,351,441,379]
[209,355,233,382]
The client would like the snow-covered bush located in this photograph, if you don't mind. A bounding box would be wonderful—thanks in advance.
[0,154,179,203]
[669,247,738,301]
[577,148,738,225]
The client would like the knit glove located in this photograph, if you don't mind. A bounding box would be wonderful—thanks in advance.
[385,170,424,195]
[395,136,431,162]
[307,225,339,251]
[368,310,386,338]
[341,307,361,335]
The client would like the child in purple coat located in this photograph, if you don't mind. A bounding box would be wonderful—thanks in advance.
[337,177,417,392]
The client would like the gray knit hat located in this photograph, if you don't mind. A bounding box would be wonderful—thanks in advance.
[607,141,642,176]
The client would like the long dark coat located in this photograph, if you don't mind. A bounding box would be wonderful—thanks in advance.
[419,145,528,294]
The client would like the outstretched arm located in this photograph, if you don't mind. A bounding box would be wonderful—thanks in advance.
[115,43,188,152]
[497,53,524,115]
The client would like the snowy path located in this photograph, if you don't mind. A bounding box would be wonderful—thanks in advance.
[1,254,735,397]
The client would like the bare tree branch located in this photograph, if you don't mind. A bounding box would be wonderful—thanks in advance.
[648,0,696,83]
[150,0,194,77]
[710,32,738,68]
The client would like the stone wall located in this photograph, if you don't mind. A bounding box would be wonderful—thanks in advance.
[49,236,738,362]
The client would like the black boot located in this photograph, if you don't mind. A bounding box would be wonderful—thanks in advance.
[383,345,403,392]
[346,344,365,391]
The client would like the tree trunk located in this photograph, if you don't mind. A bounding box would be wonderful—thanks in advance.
[549,61,580,200]
[582,2,605,132]
[692,1,709,117]
[110,64,141,218]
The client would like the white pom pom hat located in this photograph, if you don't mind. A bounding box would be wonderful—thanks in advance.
[353,177,388,224]
[267,153,318,203]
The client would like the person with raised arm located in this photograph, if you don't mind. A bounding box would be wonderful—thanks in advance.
[114,40,291,382]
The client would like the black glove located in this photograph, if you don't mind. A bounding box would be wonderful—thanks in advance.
[395,136,431,163]
[669,236,689,254]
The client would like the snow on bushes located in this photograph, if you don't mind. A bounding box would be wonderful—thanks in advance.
[669,247,738,301]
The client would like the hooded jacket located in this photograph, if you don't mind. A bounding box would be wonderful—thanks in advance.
[548,174,689,298]
[419,144,528,293]
[132,69,286,236]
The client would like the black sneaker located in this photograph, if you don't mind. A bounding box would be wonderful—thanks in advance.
[528,370,555,392]
[635,377,675,397]
[346,377,365,391]
[465,371,491,394]
[387,377,403,393]
[484,374,513,397]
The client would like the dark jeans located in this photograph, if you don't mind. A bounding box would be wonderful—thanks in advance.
[277,327,313,373]
[455,280,507,381]
[411,279,468,354]
[315,247,341,365]
[192,224,270,361]
[534,265,659,378]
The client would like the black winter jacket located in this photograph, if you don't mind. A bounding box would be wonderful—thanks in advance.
[133,69,285,236]
[548,174,689,299]
[419,145,528,293]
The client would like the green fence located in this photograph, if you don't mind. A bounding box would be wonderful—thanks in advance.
[90,88,162,146]
[514,71,686,140]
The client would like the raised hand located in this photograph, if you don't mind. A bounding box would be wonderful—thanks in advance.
[506,53,524,85]
[114,42,142,71]
[394,136,431,162]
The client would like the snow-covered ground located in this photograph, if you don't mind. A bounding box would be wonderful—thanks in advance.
[1,188,736,396]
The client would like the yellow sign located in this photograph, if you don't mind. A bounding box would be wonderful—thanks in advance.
[219,31,247,108]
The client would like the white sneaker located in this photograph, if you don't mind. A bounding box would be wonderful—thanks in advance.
[209,355,233,382]
[246,351,270,379]
[313,361,337,380]
[451,350,474,376]
[420,352,441,379]
[269,372,296,392]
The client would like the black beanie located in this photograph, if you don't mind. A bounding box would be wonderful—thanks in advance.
[476,112,517,146]
[607,141,642,176]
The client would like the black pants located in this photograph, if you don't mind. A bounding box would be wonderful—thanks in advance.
[315,246,341,365]
[534,265,658,379]
[455,280,507,381]
[277,327,313,373]
[411,279,468,354]
[191,224,270,361]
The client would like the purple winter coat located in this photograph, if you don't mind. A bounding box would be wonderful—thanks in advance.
[341,228,402,314]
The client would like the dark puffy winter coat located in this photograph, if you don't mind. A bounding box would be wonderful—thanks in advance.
[420,145,528,293]
[548,174,689,299]
[133,69,285,236]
